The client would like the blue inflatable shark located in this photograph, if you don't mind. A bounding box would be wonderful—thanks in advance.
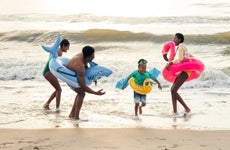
[42,33,113,88]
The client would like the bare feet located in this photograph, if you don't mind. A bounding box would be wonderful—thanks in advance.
[184,109,191,117]
[185,108,191,113]
[55,108,61,113]
[43,104,50,110]
[69,115,74,119]
[133,116,140,120]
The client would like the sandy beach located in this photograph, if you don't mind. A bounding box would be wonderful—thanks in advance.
[1,1,230,150]
[1,128,229,150]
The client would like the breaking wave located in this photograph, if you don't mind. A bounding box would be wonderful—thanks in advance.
[0,30,229,45]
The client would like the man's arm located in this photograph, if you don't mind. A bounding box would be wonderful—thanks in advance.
[77,69,105,95]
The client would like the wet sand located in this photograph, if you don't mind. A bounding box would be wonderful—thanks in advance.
[0,128,229,150]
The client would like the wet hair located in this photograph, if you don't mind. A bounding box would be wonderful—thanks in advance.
[175,33,184,43]
[60,39,70,47]
[82,46,95,58]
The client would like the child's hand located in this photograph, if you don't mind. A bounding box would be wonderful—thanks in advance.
[158,84,162,90]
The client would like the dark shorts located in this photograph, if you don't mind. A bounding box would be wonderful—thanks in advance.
[133,91,146,103]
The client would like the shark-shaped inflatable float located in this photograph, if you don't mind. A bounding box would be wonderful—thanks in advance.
[42,33,113,88]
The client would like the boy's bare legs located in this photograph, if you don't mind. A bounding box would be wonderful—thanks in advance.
[139,102,146,115]
[134,103,139,116]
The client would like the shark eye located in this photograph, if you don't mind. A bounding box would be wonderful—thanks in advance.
[98,71,103,75]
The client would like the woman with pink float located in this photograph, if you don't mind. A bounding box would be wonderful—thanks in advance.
[162,33,204,116]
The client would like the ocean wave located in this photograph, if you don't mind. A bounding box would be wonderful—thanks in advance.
[1,62,230,89]
[221,67,230,75]
[220,46,230,56]
[0,14,230,25]
[197,69,230,88]
[0,30,230,45]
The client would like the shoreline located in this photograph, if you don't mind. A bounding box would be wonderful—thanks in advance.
[1,128,229,150]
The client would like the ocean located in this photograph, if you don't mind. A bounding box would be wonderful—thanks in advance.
[0,0,230,129]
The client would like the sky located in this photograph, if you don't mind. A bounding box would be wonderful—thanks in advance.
[0,0,229,17]
[0,0,207,17]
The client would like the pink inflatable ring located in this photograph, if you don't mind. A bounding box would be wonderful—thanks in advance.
[163,58,205,83]
[162,41,175,62]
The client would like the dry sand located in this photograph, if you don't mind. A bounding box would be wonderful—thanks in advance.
[0,128,229,150]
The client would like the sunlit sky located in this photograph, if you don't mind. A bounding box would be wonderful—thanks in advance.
[42,0,175,16]
[0,0,228,17]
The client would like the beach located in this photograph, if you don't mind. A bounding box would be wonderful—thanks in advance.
[0,0,230,149]
[1,128,229,150]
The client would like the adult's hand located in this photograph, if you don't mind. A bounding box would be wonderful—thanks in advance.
[166,62,173,70]
[95,89,105,95]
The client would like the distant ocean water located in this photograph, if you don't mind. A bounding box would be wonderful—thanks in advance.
[0,0,230,129]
